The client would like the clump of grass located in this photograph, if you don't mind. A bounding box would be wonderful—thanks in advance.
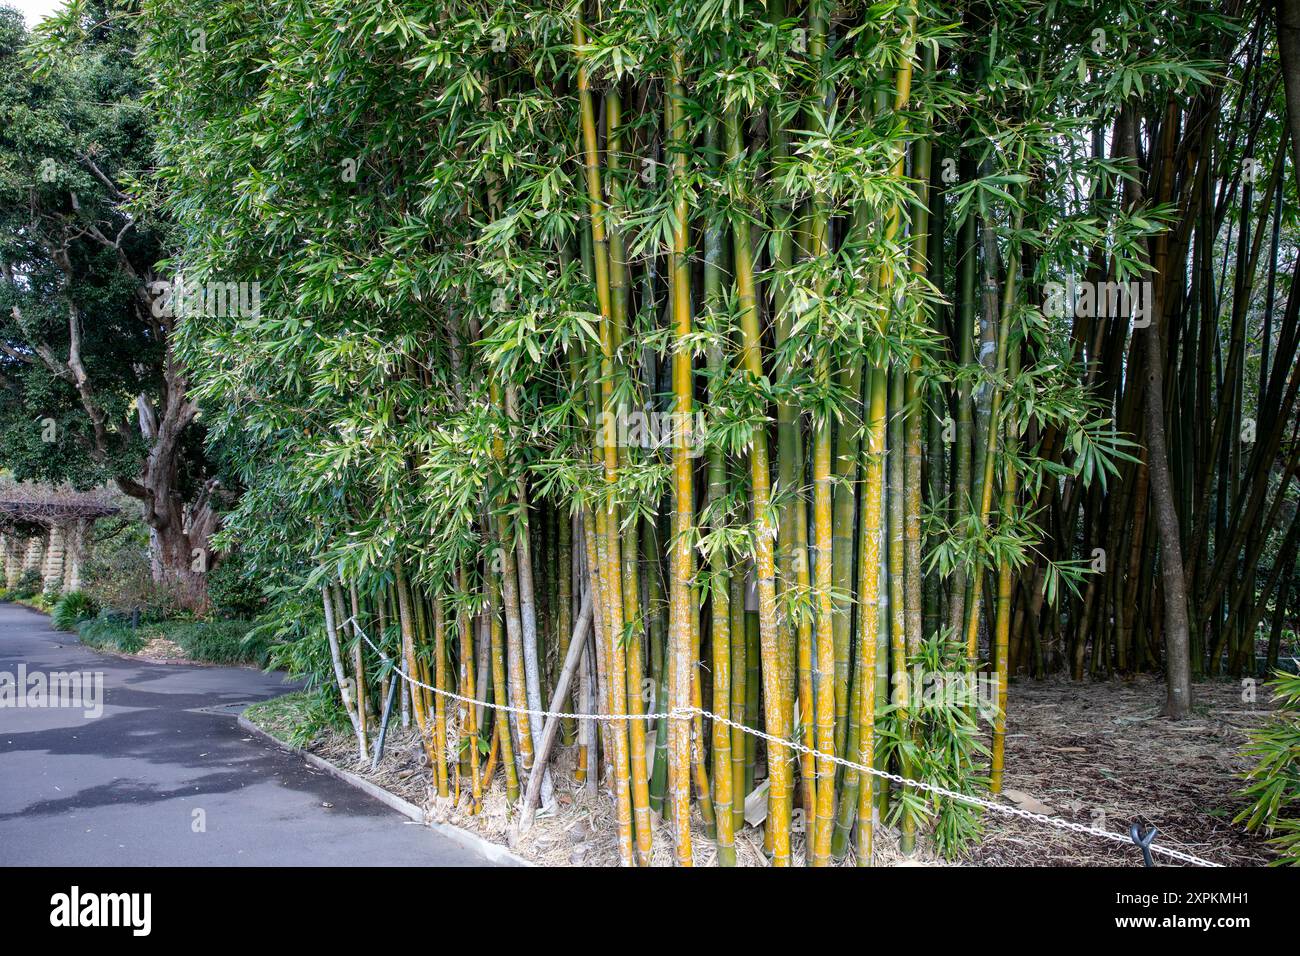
[51,590,98,631]
[244,689,343,749]
[73,611,275,667]
[165,619,272,667]
[78,613,147,654]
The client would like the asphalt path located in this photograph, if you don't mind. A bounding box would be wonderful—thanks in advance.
[0,601,487,866]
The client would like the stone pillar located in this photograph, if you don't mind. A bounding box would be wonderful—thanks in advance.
[64,519,88,592]
[23,534,45,577]
[42,524,66,594]
[3,535,23,587]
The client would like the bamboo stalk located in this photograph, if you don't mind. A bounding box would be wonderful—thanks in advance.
[521,591,593,827]
[486,550,520,802]
[703,124,736,864]
[558,511,576,745]
[729,565,747,836]
[574,11,635,865]
[725,105,793,865]
[606,88,654,864]
[856,366,889,864]
[431,597,451,798]
[458,565,481,809]
[349,583,370,755]
[990,345,1021,792]
[395,567,437,774]
[666,48,695,867]
[323,584,365,761]
[806,0,839,867]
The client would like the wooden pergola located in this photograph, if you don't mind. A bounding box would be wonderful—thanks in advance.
[0,484,120,594]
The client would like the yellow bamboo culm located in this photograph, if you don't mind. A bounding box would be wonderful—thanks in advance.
[856,368,889,865]
[724,105,794,866]
[606,89,655,866]
[458,566,482,810]
[877,17,919,854]
[991,347,1021,792]
[432,598,451,798]
[666,48,695,868]
[486,565,520,803]
[573,13,637,866]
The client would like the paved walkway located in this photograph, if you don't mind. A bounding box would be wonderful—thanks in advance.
[0,602,487,865]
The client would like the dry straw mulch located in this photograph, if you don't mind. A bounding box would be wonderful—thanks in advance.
[970,675,1276,866]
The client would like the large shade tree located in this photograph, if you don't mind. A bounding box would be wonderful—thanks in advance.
[0,1,219,602]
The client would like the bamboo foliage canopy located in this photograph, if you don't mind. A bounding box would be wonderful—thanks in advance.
[14,0,1286,865]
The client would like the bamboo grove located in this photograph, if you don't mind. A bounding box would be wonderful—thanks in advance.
[92,0,1300,864]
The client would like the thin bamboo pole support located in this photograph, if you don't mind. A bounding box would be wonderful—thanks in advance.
[521,590,594,828]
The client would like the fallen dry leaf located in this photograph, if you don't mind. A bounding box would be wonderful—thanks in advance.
[1001,789,1054,815]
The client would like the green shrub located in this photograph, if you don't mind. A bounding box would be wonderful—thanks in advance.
[9,569,43,601]
[51,591,98,631]
[1237,671,1300,865]
[205,550,266,619]
[78,612,146,654]
[166,618,272,667]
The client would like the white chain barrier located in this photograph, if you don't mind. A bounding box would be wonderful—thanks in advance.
[345,617,1221,868]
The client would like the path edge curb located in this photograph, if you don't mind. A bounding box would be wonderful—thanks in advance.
[237,712,533,867]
